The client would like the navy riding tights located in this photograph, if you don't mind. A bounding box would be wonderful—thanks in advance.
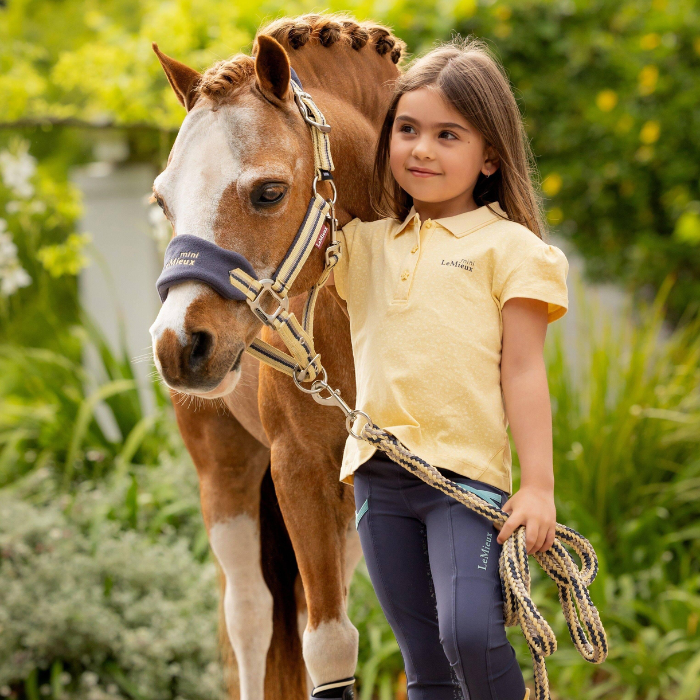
[353,451,527,700]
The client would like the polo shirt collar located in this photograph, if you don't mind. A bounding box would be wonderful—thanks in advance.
[393,201,508,238]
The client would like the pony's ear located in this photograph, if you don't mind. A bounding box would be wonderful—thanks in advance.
[254,35,291,102]
[152,43,202,112]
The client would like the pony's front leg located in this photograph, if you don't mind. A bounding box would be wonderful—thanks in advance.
[172,397,281,700]
[271,442,359,699]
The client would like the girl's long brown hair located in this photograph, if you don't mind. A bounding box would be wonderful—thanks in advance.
[371,36,547,239]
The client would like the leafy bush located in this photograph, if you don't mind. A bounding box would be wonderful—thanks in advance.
[456,0,700,324]
[0,471,224,700]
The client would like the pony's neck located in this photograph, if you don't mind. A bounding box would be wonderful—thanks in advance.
[290,46,398,126]
[288,46,399,222]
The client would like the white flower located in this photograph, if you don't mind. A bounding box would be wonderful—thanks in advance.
[1,265,31,296]
[0,231,18,262]
[0,228,31,296]
[0,141,37,199]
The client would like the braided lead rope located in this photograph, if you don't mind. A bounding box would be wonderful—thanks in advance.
[359,422,608,700]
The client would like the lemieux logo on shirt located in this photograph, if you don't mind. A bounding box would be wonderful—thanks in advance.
[440,257,475,272]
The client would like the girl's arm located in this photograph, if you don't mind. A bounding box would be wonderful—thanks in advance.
[496,296,557,554]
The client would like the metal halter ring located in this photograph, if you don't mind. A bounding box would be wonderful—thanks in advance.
[292,364,328,393]
[247,279,289,326]
[312,176,337,204]
[293,354,322,384]
[346,410,371,440]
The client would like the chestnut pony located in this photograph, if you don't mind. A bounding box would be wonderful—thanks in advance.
[149,14,404,700]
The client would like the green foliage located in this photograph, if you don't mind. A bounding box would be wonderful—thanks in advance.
[0,135,85,349]
[4,0,700,320]
[37,232,91,278]
[455,0,700,323]
[0,468,223,700]
[0,319,178,492]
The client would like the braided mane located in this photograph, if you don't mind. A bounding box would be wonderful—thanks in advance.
[260,13,405,64]
[196,13,405,106]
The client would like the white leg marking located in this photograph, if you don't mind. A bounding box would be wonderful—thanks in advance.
[210,515,273,700]
[303,616,359,688]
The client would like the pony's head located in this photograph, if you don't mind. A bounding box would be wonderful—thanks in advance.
[149,15,403,397]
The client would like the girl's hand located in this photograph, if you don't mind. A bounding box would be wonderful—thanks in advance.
[495,485,556,554]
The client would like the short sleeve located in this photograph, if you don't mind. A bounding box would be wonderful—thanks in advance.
[333,218,361,301]
[499,243,569,323]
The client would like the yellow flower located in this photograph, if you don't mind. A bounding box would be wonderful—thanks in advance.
[596,89,618,112]
[494,6,512,20]
[542,173,563,197]
[640,120,660,144]
[638,65,659,95]
[674,209,700,245]
[640,33,660,50]
[547,207,563,225]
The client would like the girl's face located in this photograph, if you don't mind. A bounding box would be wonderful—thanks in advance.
[389,86,499,214]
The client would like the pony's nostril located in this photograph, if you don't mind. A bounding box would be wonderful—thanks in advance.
[189,331,214,370]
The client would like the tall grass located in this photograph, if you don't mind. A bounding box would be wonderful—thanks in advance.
[0,313,176,492]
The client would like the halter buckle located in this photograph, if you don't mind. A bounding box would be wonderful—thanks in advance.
[247,279,289,326]
[293,90,332,133]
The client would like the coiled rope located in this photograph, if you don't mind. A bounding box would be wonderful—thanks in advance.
[358,421,608,700]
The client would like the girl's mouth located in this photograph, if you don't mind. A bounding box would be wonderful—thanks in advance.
[408,167,440,178]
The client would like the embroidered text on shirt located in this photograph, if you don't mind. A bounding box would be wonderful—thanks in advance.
[440,258,474,271]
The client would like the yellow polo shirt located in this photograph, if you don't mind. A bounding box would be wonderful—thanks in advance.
[333,201,569,495]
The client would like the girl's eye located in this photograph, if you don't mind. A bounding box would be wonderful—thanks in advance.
[439,131,458,140]
[399,124,416,134]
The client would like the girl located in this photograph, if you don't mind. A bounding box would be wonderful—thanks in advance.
[327,37,568,700]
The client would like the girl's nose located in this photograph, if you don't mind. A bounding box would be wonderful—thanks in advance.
[411,137,434,160]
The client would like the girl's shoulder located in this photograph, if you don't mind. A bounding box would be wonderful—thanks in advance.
[483,218,568,283]
[487,217,565,258]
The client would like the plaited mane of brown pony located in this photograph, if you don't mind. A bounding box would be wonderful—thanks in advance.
[149,13,404,700]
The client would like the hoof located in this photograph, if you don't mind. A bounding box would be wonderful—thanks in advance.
[311,676,355,699]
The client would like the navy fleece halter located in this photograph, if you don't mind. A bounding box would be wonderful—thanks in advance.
[156,235,258,302]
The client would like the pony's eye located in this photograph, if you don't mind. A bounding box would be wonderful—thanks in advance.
[252,183,288,207]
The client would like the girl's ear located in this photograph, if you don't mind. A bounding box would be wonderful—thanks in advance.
[482,144,500,177]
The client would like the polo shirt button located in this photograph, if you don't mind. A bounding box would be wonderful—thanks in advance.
[424,220,433,229]
[401,270,410,281]
[411,245,419,254]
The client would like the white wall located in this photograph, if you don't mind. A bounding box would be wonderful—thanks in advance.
[72,161,161,422]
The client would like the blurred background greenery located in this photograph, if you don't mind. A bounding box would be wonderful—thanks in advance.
[1,0,699,698]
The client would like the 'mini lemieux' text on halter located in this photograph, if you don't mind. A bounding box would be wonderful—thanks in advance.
[155,65,608,700]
